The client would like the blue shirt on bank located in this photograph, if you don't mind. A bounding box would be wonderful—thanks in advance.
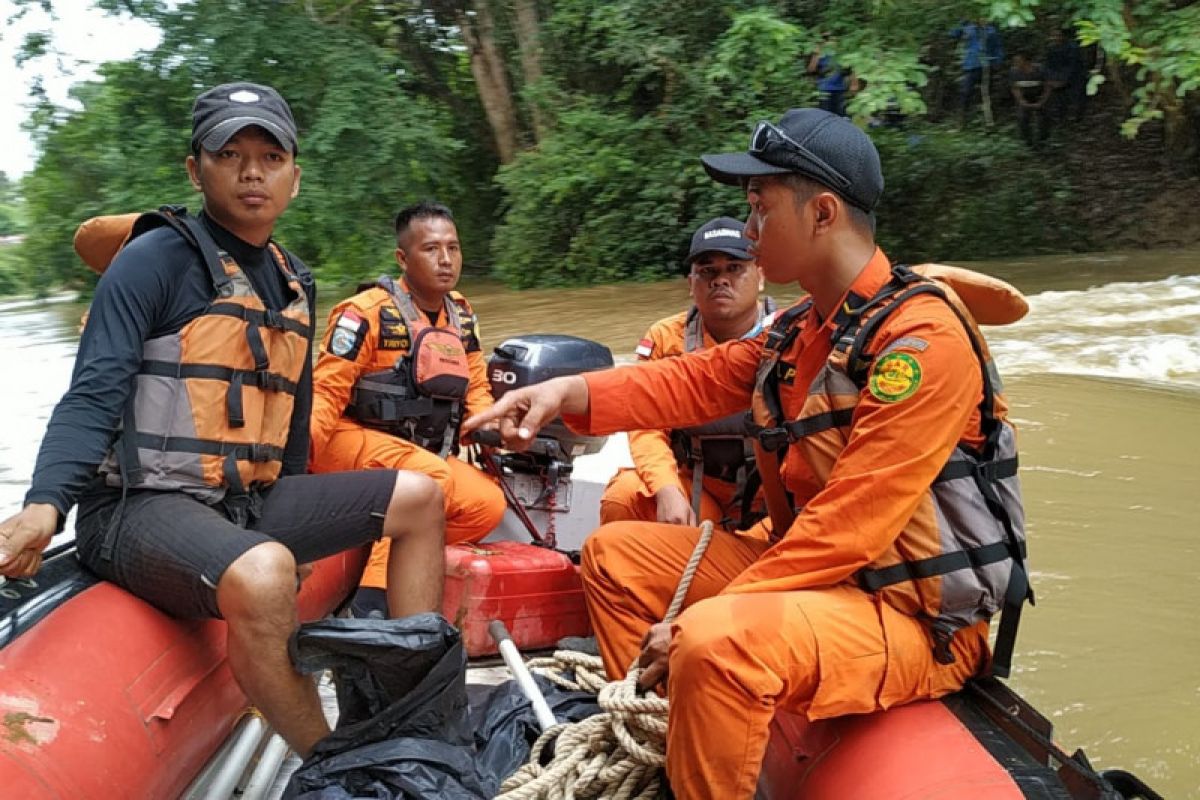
[815,55,848,93]
[950,22,1004,70]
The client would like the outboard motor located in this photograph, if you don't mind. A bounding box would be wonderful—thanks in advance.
[484,335,613,530]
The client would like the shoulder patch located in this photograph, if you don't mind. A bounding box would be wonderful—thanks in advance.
[378,305,410,350]
[869,352,922,403]
[882,335,929,354]
[336,308,363,332]
[328,310,367,360]
[635,338,654,359]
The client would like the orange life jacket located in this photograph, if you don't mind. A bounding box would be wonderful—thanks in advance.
[344,277,471,457]
[668,298,776,527]
[77,207,312,505]
[750,264,1030,677]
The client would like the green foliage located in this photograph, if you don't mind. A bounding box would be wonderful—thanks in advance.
[0,173,25,237]
[873,128,1081,261]
[493,104,741,287]
[14,0,492,292]
[991,0,1200,147]
[6,0,1197,295]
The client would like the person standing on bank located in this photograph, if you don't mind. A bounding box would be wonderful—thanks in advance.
[600,217,772,533]
[0,82,446,758]
[308,201,504,618]
[463,108,1029,800]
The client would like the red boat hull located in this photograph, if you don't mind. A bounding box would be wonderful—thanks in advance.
[760,701,1024,799]
[0,547,366,800]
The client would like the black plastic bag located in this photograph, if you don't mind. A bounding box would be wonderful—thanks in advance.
[284,613,487,799]
[284,613,602,799]
[472,675,601,797]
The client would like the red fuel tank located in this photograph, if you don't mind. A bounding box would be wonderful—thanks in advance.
[442,541,592,657]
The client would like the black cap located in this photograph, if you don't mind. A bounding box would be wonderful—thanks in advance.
[686,217,752,266]
[700,108,883,212]
[191,82,299,154]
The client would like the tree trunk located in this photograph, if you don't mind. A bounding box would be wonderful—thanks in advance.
[512,0,544,140]
[1161,89,1197,170]
[458,0,520,163]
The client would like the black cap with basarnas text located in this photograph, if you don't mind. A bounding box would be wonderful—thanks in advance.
[700,108,883,213]
[685,216,753,267]
[191,82,299,155]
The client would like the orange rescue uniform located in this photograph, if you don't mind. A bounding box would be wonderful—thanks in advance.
[574,250,998,799]
[597,311,758,532]
[310,278,504,590]
[600,310,765,533]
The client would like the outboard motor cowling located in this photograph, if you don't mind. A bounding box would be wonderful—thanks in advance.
[482,335,614,534]
[488,334,613,459]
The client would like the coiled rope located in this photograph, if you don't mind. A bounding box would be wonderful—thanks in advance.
[494,519,716,800]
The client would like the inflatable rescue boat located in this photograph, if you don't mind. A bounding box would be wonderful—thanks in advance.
[0,335,1161,800]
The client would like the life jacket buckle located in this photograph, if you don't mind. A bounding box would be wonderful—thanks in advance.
[246,443,274,463]
[932,620,957,665]
[755,427,791,453]
[262,309,285,330]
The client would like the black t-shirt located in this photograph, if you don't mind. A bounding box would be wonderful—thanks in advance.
[1010,64,1045,103]
[25,213,315,517]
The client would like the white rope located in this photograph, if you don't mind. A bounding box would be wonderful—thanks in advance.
[494,520,716,800]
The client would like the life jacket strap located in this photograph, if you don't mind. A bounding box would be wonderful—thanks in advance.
[858,539,1027,592]
[205,303,310,338]
[133,433,284,463]
[688,435,704,519]
[936,455,1018,483]
[139,361,298,393]
[990,562,1029,678]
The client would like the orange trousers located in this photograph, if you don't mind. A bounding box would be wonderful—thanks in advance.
[311,420,505,589]
[600,468,769,540]
[581,521,988,800]
[599,468,729,526]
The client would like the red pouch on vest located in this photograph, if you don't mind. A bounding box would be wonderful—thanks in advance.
[410,326,470,399]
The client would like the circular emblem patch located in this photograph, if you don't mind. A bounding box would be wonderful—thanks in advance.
[869,352,922,403]
[329,328,357,357]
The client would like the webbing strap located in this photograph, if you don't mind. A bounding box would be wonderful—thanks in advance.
[244,319,270,372]
[227,372,246,428]
[971,452,1033,678]
[936,455,1018,483]
[101,396,142,562]
[989,563,1028,679]
[782,407,855,440]
[367,395,436,422]
[139,361,298,394]
[153,209,233,294]
[858,539,1027,592]
[205,304,309,337]
[689,436,704,519]
[134,433,284,462]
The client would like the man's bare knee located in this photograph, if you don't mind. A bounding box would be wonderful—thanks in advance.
[383,472,443,540]
[217,541,298,621]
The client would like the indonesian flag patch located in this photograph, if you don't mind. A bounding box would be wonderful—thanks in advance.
[329,309,366,359]
[336,309,363,332]
[635,338,653,359]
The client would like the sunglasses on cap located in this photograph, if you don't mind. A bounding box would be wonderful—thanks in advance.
[748,120,852,193]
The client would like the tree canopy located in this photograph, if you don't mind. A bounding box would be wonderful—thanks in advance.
[3,0,1197,294]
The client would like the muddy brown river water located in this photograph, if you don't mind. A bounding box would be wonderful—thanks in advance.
[1,249,1197,796]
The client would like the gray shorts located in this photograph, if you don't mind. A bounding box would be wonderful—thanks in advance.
[75,470,398,619]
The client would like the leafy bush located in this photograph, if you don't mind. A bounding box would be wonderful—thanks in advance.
[873,125,1083,261]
